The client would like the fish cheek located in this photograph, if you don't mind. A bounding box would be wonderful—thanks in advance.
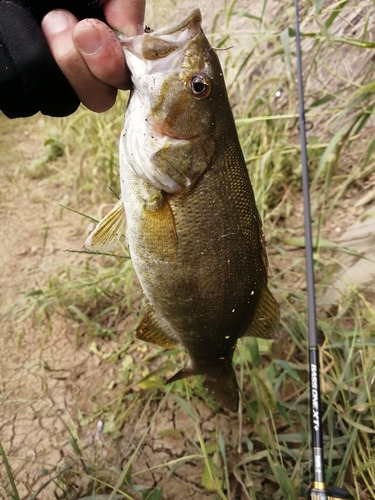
[150,75,213,140]
[151,138,215,190]
[150,76,187,135]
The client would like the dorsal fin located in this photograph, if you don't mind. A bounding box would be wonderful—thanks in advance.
[242,286,279,339]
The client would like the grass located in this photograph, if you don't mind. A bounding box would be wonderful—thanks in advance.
[1,0,375,499]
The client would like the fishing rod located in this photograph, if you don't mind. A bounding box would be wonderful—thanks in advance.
[293,2,354,499]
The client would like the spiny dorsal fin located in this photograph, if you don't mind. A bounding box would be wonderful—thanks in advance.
[84,200,125,252]
[242,286,279,340]
[136,304,180,349]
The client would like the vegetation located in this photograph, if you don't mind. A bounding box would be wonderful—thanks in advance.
[2,0,375,498]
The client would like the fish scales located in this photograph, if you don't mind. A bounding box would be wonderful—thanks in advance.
[88,8,279,411]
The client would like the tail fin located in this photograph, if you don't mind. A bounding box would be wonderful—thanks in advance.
[204,369,239,412]
[167,367,239,412]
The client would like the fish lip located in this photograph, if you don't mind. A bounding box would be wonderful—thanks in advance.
[150,8,202,36]
[116,8,202,55]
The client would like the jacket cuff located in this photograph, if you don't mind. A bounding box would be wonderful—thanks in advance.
[0,1,80,117]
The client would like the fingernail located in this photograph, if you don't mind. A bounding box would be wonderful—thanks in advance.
[44,10,69,35]
[75,26,103,55]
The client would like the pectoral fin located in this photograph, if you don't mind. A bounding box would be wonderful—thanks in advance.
[243,286,279,339]
[84,200,125,252]
[136,304,180,349]
[140,192,178,257]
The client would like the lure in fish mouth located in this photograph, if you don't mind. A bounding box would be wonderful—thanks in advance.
[86,9,279,412]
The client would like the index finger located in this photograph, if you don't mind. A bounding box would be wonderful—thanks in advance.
[100,0,145,35]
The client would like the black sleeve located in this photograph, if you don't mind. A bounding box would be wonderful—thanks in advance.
[0,0,105,118]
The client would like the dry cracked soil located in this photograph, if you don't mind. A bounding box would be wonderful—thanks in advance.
[0,115,113,498]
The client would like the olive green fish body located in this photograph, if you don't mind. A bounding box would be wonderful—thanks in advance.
[127,142,265,360]
[116,9,279,411]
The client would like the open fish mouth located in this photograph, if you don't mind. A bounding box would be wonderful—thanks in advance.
[117,8,203,67]
[146,8,202,37]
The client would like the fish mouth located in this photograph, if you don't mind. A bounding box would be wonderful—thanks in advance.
[117,8,203,64]
[149,8,202,37]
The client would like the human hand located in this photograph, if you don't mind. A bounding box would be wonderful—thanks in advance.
[41,0,146,113]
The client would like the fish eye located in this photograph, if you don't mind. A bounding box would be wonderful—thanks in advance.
[190,74,211,99]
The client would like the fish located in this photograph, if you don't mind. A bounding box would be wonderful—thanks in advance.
[85,8,279,412]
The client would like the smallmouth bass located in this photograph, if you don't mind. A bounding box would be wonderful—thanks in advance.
[85,9,279,412]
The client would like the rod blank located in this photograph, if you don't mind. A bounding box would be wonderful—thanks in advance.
[292,1,354,498]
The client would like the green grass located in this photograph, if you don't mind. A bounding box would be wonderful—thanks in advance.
[2,0,375,499]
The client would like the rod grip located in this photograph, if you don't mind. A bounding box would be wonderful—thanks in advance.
[308,485,355,499]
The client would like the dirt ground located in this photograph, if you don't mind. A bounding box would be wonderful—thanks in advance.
[0,115,105,498]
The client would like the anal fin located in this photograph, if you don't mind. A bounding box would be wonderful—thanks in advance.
[166,367,194,384]
[136,304,180,349]
[243,286,279,339]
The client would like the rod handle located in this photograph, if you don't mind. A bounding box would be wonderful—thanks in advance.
[308,484,355,500]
